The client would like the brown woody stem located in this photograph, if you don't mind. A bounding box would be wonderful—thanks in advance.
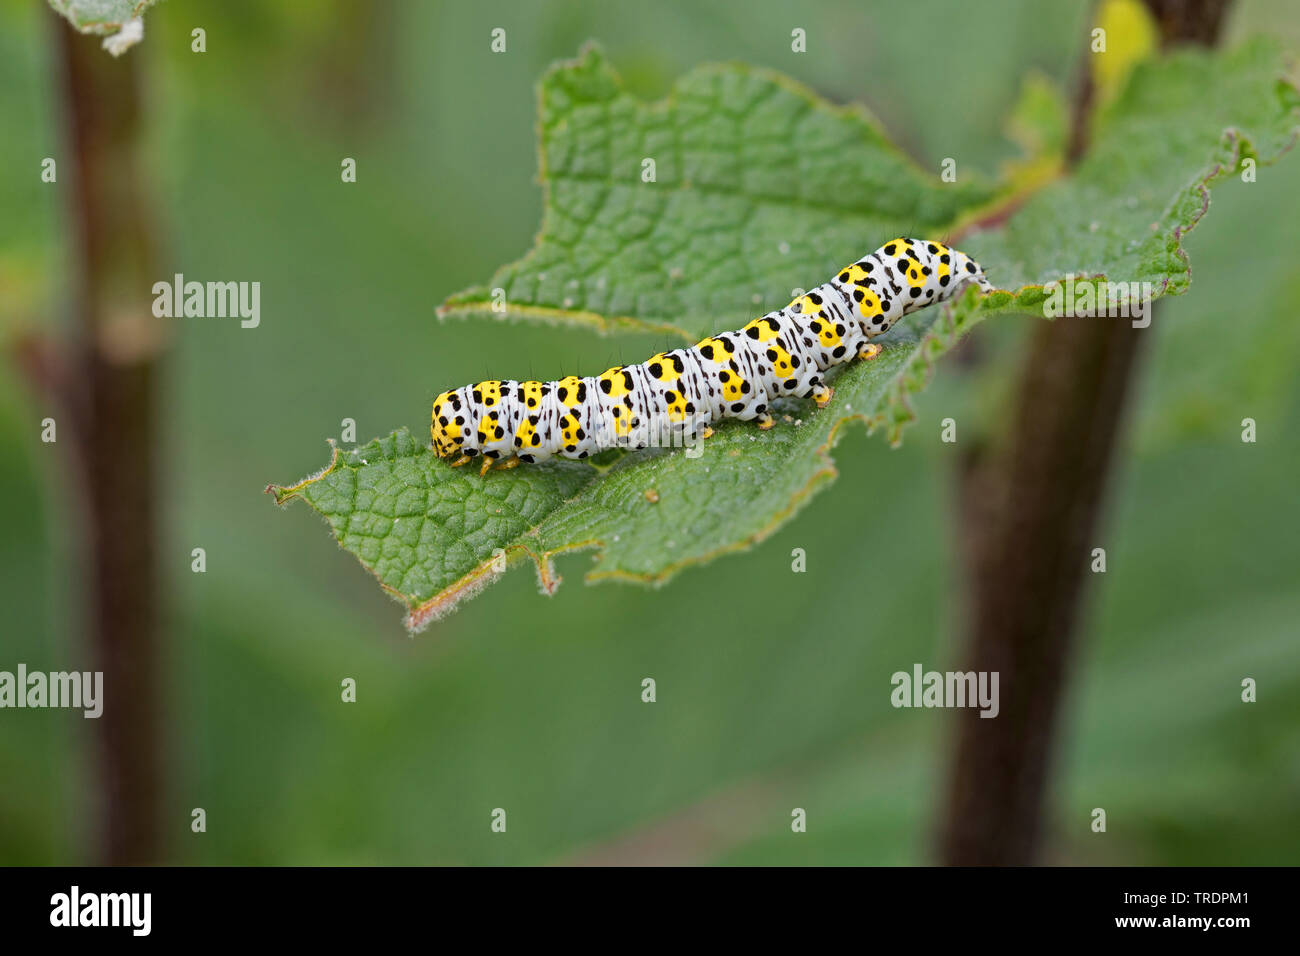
[937,0,1230,865]
[54,16,166,865]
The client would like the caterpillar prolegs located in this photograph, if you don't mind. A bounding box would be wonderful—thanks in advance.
[432,238,992,473]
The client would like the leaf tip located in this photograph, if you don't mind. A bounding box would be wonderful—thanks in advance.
[267,439,342,507]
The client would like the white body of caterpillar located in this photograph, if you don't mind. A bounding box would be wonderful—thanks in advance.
[432,238,991,470]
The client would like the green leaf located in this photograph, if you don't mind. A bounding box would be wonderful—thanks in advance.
[47,0,160,56]
[272,40,1299,630]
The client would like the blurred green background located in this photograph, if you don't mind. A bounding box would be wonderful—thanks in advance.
[1,0,1297,865]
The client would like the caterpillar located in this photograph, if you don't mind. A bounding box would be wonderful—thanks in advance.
[432,238,991,474]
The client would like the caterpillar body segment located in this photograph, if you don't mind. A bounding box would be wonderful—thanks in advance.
[431,238,991,469]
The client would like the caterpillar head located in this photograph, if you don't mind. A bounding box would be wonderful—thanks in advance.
[952,250,994,294]
[430,389,468,458]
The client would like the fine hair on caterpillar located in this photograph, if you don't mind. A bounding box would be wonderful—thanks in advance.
[432,237,992,475]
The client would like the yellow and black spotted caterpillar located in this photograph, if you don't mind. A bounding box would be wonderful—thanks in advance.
[432,238,992,473]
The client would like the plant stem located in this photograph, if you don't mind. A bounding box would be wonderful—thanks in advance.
[54,17,165,865]
[936,0,1230,865]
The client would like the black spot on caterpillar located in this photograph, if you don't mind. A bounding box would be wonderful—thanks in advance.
[432,238,992,471]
